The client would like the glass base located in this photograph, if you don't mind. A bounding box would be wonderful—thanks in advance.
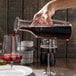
[42,67,76,76]
[43,71,56,76]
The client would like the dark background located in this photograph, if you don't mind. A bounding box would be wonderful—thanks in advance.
[0,0,76,58]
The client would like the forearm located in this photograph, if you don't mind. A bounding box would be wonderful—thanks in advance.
[38,0,76,17]
[32,0,76,24]
[49,0,76,11]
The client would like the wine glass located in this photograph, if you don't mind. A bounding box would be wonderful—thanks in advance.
[40,39,57,76]
[2,34,22,68]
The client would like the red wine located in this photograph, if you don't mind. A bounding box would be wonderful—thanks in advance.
[19,25,72,40]
[2,53,22,62]
[40,45,57,66]
[40,48,56,66]
[12,30,17,36]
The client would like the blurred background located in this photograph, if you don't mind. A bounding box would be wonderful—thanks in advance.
[0,0,76,58]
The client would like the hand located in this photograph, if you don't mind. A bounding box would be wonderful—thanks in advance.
[31,12,53,26]
[31,0,56,26]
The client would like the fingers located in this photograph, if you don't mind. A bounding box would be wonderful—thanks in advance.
[31,17,53,26]
[46,18,53,25]
[31,12,53,26]
[33,13,42,20]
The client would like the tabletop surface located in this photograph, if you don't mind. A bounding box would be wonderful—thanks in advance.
[25,58,76,76]
[0,58,76,76]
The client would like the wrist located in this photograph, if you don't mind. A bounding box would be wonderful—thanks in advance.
[45,0,57,18]
[35,0,58,19]
[47,0,57,11]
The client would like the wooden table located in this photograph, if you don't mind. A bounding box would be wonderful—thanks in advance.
[24,58,76,76]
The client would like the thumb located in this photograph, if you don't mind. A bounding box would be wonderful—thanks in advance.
[33,13,42,20]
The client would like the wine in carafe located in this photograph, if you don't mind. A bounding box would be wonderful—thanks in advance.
[14,17,72,40]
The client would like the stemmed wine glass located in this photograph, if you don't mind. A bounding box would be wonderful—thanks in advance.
[2,34,22,68]
[40,39,57,76]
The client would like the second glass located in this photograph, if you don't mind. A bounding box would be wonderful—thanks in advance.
[40,39,57,76]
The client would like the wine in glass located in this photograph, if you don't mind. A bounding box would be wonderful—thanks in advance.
[2,35,22,68]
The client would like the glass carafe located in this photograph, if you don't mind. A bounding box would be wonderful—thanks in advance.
[14,17,72,40]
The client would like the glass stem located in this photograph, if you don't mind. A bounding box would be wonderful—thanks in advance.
[10,61,13,69]
[47,53,50,75]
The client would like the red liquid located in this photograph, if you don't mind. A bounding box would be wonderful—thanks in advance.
[40,48,57,53]
[12,30,17,36]
[2,54,22,62]
[40,47,56,66]
[19,25,72,40]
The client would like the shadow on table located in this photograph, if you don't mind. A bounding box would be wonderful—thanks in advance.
[28,72,36,76]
